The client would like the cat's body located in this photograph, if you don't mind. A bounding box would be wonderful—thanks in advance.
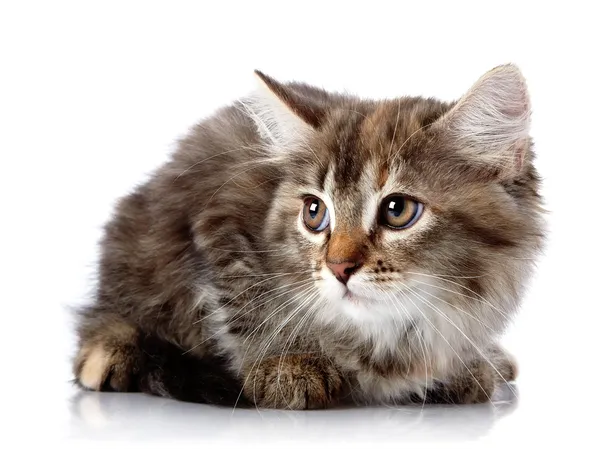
[74,65,544,408]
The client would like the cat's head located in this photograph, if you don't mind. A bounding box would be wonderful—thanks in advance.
[247,65,544,337]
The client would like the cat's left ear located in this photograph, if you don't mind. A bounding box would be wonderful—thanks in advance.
[244,71,325,150]
[435,64,531,179]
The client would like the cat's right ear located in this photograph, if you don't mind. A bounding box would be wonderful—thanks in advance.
[242,71,325,150]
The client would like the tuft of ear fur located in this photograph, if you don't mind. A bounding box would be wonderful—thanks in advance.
[242,71,324,150]
[438,64,531,178]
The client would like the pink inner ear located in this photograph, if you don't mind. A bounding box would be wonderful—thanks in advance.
[499,99,529,119]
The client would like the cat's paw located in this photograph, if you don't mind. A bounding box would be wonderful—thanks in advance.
[244,355,343,410]
[425,348,518,404]
[74,343,139,392]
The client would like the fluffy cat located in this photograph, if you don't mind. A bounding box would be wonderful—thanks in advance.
[73,64,545,409]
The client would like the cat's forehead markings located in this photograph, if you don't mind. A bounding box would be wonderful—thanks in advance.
[360,160,383,233]
[378,167,389,189]
[380,165,408,198]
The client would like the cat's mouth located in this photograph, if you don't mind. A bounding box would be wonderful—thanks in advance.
[319,271,380,306]
[342,289,363,305]
[339,281,398,305]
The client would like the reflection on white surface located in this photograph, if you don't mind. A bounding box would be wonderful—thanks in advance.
[68,385,517,444]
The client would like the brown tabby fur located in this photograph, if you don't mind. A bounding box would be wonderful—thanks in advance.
[73,64,544,409]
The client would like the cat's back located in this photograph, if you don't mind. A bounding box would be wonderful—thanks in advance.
[161,101,267,196]
[94,100,274,335]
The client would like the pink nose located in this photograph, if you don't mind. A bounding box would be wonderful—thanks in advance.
[326,260,361,285]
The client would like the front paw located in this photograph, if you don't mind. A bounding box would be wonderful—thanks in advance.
[244,355,343,409]
[74,342,139,392]
[425,348,517,404]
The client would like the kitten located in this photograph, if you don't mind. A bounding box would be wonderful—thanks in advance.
[73,64,545,409]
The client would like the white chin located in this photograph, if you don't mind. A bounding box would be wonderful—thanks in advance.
[317,278,398,326]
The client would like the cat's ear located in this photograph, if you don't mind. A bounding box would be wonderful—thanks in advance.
[243,70,325,149]
[436,64,531,178]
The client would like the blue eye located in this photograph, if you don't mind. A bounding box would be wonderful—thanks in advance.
[381,196,423,229]
[303,197,330,232]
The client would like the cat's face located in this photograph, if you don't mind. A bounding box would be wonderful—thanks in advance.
[255,66,543,333]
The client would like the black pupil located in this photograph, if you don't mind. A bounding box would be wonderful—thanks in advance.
[388,198,405,217]
[309,200,319,219]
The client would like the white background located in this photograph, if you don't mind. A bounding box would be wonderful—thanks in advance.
[1,1,599,448]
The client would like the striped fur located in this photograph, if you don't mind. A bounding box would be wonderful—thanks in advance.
[73,64,545,409]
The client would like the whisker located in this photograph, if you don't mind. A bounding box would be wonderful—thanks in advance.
[240,286,316,347]
[341,108,387,158]
[185,280,314,355]
[232,286,316,372]
[394,282,496,406]
[217,270,313,279]
[406,275,511,320]
[405,270,489,280]
[387,102,402,163]
[236,288,318,410]
[411,285,494,332]
[225,281,315,331]
[402,284,516,396]
[205,247,295,254]
[276,295,321,403]
[390,121,435,166]
[379,288,430,408]
[192,274,312,325]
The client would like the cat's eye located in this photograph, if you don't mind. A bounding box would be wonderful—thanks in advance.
[380,196,423,229]
[302,196,330,232]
